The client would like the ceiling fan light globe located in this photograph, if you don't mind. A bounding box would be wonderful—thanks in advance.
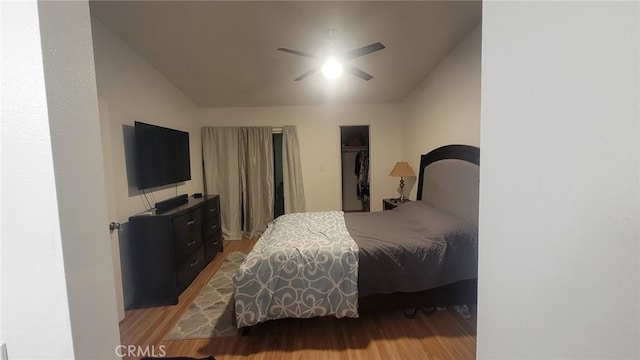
[321,58,343,80]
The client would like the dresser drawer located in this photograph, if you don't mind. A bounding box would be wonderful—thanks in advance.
[203,198,219,221]
[176,245,205,292]
[203,230,223,263]
[172,209,203,260]
[204,219,221,239]
[202,195,223,264]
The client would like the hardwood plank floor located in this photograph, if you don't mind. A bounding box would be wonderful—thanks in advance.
[119,238,477,360]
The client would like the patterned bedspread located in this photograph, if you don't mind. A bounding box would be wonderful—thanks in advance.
[232,211,359,328]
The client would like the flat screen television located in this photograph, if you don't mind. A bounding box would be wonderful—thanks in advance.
[135,121,191,190]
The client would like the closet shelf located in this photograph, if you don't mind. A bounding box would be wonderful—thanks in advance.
[341,146,369,153]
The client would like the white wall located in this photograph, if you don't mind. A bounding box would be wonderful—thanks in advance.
[402,24,481,199]
[198,105,403,212]
[478,2,639,359]
[91,18,203,223]
[0,0,4,348]
[4,3,126,358]
[2,1,94,358]
[37,1,122,358]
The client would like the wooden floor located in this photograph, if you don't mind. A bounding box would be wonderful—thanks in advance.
[119,239,477,360]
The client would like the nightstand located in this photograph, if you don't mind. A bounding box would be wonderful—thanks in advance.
[383,198,411,210]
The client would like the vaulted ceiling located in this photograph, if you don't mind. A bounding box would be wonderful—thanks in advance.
[89,1,482,108]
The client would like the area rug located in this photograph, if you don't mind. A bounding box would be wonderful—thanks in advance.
[165,252,246,340]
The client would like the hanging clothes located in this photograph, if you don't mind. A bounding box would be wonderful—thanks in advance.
[355,151,369,201]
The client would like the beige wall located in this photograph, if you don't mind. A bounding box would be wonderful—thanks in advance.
[198,105,403,212]
[92,18,204,223]
[401,25,482,199]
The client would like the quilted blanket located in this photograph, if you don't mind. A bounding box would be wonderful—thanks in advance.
[233,211,359,328]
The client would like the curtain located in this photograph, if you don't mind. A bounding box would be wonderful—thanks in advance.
[239,127,274,239]
[202,126,302,239]
[282,125,306,213]
[201,127,243,240]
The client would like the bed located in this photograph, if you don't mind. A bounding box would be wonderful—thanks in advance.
[233,144,480,330]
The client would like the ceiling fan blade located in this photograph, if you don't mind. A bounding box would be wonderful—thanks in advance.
[341,42,385,60]
[277,48,322,60]
[343,64,373,81]
[294,68,319,81]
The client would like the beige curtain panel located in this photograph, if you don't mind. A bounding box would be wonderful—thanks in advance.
[239,127,274,239]
[282,125,306,213]
[201,127,243,240]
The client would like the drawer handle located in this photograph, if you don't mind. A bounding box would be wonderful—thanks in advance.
[187,220,196,226]
[210,224,218,230]
[187,240,197,247]
[190,259,199,267]
[209,208,216,213]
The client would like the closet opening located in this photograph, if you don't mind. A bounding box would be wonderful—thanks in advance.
[340,126,370,212]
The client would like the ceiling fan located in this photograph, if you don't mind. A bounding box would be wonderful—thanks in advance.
[278,42,385,81]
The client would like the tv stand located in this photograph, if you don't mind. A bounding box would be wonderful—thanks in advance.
[155,194,189,213]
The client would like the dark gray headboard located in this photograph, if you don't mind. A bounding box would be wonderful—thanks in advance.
[416,145,480,226]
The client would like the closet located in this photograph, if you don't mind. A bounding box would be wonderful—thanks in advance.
[340,126,370,212]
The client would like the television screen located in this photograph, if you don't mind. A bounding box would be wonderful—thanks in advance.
[135,121,191,190]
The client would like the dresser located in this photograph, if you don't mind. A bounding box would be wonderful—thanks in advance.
[125,195,222,309]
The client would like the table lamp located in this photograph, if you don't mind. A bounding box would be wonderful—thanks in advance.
[389,161,416,203]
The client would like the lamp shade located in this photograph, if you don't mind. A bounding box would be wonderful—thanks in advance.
[389,161,415,177]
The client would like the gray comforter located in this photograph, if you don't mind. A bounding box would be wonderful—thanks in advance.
[345,201,478,296]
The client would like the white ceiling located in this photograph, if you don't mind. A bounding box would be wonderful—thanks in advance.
[89,1,482,108]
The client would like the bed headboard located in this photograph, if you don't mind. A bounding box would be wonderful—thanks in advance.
[416,145,480,226]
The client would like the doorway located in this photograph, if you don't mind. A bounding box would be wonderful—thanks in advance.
[340,126,370,212]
